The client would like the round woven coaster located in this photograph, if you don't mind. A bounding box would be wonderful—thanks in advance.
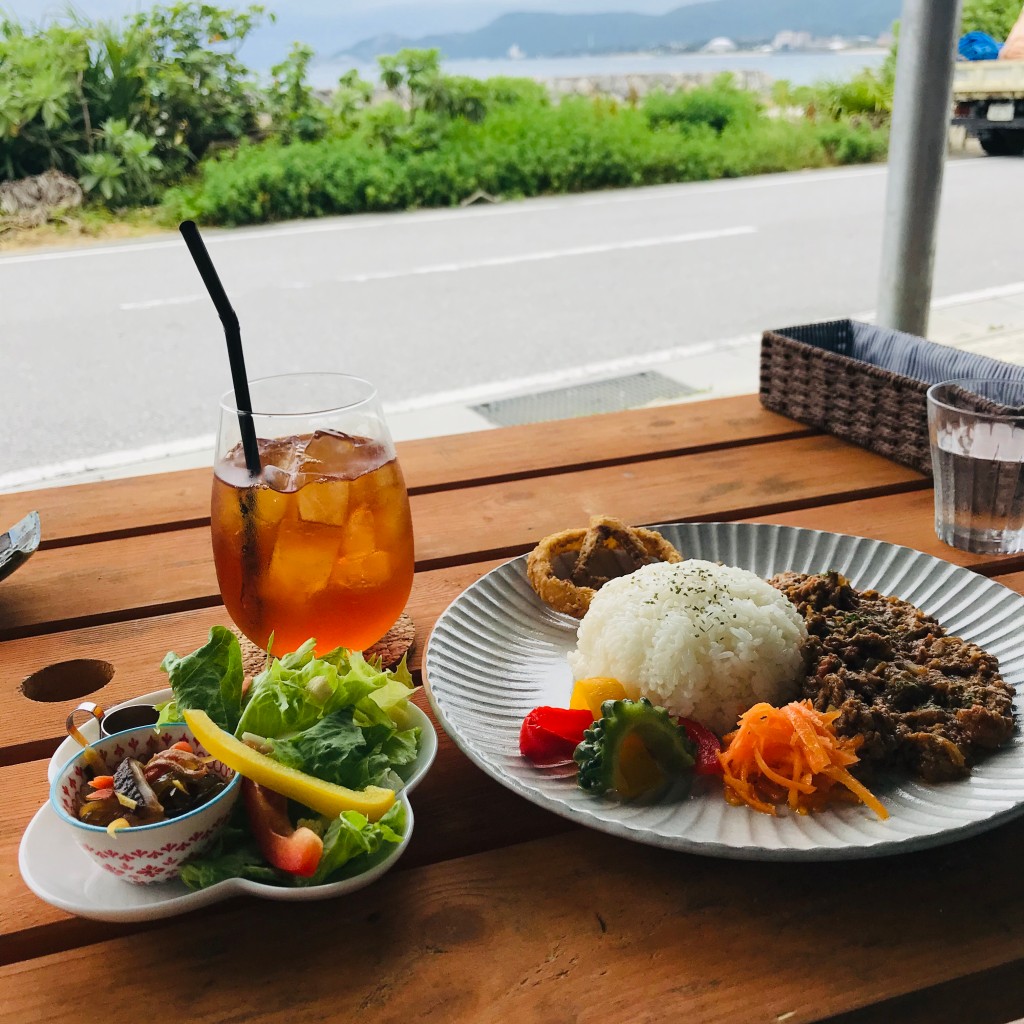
[232,612,415,674]
[364,612,416,669]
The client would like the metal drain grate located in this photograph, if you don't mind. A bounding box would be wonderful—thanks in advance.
[472,371,698,428]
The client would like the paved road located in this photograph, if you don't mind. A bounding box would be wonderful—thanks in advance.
[3,157,1023,479]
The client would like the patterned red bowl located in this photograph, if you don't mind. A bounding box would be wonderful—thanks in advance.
[50,724,240,885]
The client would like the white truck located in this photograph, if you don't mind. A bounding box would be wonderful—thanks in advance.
[951,59,1024,155]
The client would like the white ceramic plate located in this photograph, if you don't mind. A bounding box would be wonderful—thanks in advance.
[30,687,434,920]
[48,687,438,791]
[424,522,1024,861]
[19,794,413,922]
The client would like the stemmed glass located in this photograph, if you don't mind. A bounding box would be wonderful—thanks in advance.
[211,373,414,655]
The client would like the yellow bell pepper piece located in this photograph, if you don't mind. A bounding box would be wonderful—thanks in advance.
[183,709,395,821]
[569,677,628,719]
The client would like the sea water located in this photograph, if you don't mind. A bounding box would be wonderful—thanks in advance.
[932,421,1024,554]
[309,50,888,89]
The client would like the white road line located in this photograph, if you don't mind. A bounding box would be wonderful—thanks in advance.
[1,201,762,268]
[335,226,756,283]
[120,294,201,311]
[6,161,988,268]
[855,280,1024,320]
[1,237,192,265]
[931,280,1024,308]
[0,335,762,490]
[115,226,757,308]
[0,434,216,491]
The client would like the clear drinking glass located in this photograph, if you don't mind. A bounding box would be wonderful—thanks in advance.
[211,373,414,655]
[927,378,1024,554]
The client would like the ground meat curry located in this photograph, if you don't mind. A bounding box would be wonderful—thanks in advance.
[770,571,1015,783]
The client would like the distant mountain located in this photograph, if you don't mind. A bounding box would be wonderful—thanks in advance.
[339,0,901,60]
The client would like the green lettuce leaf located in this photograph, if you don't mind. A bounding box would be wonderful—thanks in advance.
[160,626,245,733]
[234,646,414,740]
[378,726,421,769]
[300,800,407,887]
[267,710,420,790]
[154,698,182,728]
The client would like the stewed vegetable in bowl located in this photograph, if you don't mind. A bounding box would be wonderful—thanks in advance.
[50,724,240,885]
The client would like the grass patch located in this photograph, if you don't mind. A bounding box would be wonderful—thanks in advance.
[0,206,167,252]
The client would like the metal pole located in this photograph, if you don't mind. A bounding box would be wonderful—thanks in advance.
[877,0,963,337]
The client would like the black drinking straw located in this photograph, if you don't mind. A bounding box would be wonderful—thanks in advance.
[178,220,262,477]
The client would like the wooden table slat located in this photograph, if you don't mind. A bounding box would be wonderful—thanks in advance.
[0,396,811,547]
[816,960,1024,1024]
[0,433,924,641]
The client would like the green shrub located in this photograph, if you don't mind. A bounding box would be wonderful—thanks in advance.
[166,88,888,227]
[814,69,894,123]
[815,120,890,165]
[643,75,762,133]
[479,76,550,108]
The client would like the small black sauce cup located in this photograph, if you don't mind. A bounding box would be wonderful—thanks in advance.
[66,701,161,745]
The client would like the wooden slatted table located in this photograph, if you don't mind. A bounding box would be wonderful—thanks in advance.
[4,393,1024,1024]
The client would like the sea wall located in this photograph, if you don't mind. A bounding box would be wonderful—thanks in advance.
[542,70,775,100]
[319,69,778,108]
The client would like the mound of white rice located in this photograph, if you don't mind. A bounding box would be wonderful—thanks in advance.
[567,559,807,735]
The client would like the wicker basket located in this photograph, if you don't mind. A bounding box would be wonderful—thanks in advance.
[760,319,1024,476]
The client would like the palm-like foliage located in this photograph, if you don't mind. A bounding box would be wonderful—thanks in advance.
[0,4,266,203]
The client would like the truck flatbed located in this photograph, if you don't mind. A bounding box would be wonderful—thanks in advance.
[951,59,1024,154]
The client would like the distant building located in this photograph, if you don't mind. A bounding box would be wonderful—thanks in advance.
[772,30,813,51]
[507,43,525,59]
[702,36,738,54]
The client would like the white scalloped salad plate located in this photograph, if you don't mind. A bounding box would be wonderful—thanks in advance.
[19,794,413,922]
[424,522,1024,861]
[28,688,433,920]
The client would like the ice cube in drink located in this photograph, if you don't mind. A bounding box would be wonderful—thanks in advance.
[266,519,341,595]
[297,479,350,526]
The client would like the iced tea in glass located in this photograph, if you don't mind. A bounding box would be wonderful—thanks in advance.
[211,374,414,655]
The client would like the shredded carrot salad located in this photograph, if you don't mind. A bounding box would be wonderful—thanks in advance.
[718,701,888,820]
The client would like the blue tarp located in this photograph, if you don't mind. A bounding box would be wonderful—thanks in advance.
[958,31,1002,61]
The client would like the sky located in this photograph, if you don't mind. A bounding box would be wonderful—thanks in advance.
[4,0,685,57]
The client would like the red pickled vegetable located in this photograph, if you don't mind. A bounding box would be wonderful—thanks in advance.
[677,717,724,776]
[171,740,193,753]
[519,707,594,765]
[88,775,115,790]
